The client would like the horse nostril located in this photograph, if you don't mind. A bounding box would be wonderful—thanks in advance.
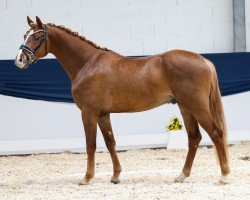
[19,58,22,62]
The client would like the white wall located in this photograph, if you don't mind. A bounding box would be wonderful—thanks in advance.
[245,0,250,51]
[0,0,234,60]
[0,92,250,155]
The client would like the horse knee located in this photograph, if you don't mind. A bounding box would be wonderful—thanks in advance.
[86,144,96,155]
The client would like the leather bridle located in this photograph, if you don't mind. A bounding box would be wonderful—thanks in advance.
[19,25,48,65]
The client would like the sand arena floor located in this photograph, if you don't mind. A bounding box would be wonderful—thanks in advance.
[0,142,250,200]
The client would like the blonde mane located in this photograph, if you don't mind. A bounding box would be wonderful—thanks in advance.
[47,23,109,51]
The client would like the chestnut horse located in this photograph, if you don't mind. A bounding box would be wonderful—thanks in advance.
[15,16,230,185]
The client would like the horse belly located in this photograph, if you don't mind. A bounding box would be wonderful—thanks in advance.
[105,90,174,113]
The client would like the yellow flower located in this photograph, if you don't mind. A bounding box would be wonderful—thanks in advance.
[166,117,183,132]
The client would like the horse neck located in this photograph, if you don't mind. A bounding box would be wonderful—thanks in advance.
[47,26,101,80]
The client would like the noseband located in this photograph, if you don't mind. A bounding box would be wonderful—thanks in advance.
[19,25,48,65]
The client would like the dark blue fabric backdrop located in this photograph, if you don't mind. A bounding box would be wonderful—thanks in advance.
[0,53,250,103]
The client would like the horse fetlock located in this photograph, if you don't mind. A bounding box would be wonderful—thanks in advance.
[86,171,95,179]
[79,172,94,185]
[221,166,230,179]
[111,169,121,184]
[218,174,230,185]
[182,170,191,177]
[114,167,122,174]
[79,177,91,185]
[174,172,187,183]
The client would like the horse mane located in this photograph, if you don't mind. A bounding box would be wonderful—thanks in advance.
[47,23,109,51]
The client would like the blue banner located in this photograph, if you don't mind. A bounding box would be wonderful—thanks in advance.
[0,53,250,103]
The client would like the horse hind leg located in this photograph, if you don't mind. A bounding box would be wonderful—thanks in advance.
[194,111,230,184]
[175,106,202,183]
[176,97,230,184]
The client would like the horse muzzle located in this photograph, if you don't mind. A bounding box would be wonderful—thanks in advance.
[15,49,29,69]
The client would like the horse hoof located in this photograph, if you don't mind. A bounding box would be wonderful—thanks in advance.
[111,177,120,184]
[218,175,229,185]
[79,178,90,185]
[174,172,187,183]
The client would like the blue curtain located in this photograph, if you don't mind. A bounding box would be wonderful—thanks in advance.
[0,53,250,103]
[0,59,72,102]
[203,53,250,96]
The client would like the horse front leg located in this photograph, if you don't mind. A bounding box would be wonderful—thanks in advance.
[98,113,122,184]
[79,110,98,185]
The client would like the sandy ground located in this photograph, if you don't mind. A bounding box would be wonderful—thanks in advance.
[0,142,250,200]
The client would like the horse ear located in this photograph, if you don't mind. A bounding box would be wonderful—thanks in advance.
[36,16,43,28]
[27,16,34,27]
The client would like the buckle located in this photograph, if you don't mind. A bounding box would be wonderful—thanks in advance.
[29,54,36,61]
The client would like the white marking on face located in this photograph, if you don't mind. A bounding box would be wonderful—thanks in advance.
[15,30,34,68]
[15,49,26,68]
[24,30,34,44]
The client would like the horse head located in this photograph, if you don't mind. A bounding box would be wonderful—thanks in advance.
[15,16,49,69]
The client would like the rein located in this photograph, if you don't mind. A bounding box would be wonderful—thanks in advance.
[19,25,48,65]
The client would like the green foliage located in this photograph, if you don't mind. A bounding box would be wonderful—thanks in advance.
[166,117,183,132]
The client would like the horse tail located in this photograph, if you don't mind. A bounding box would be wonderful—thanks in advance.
[206,59,229,164]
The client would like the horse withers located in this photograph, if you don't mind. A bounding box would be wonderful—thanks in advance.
[15,16,230,185]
